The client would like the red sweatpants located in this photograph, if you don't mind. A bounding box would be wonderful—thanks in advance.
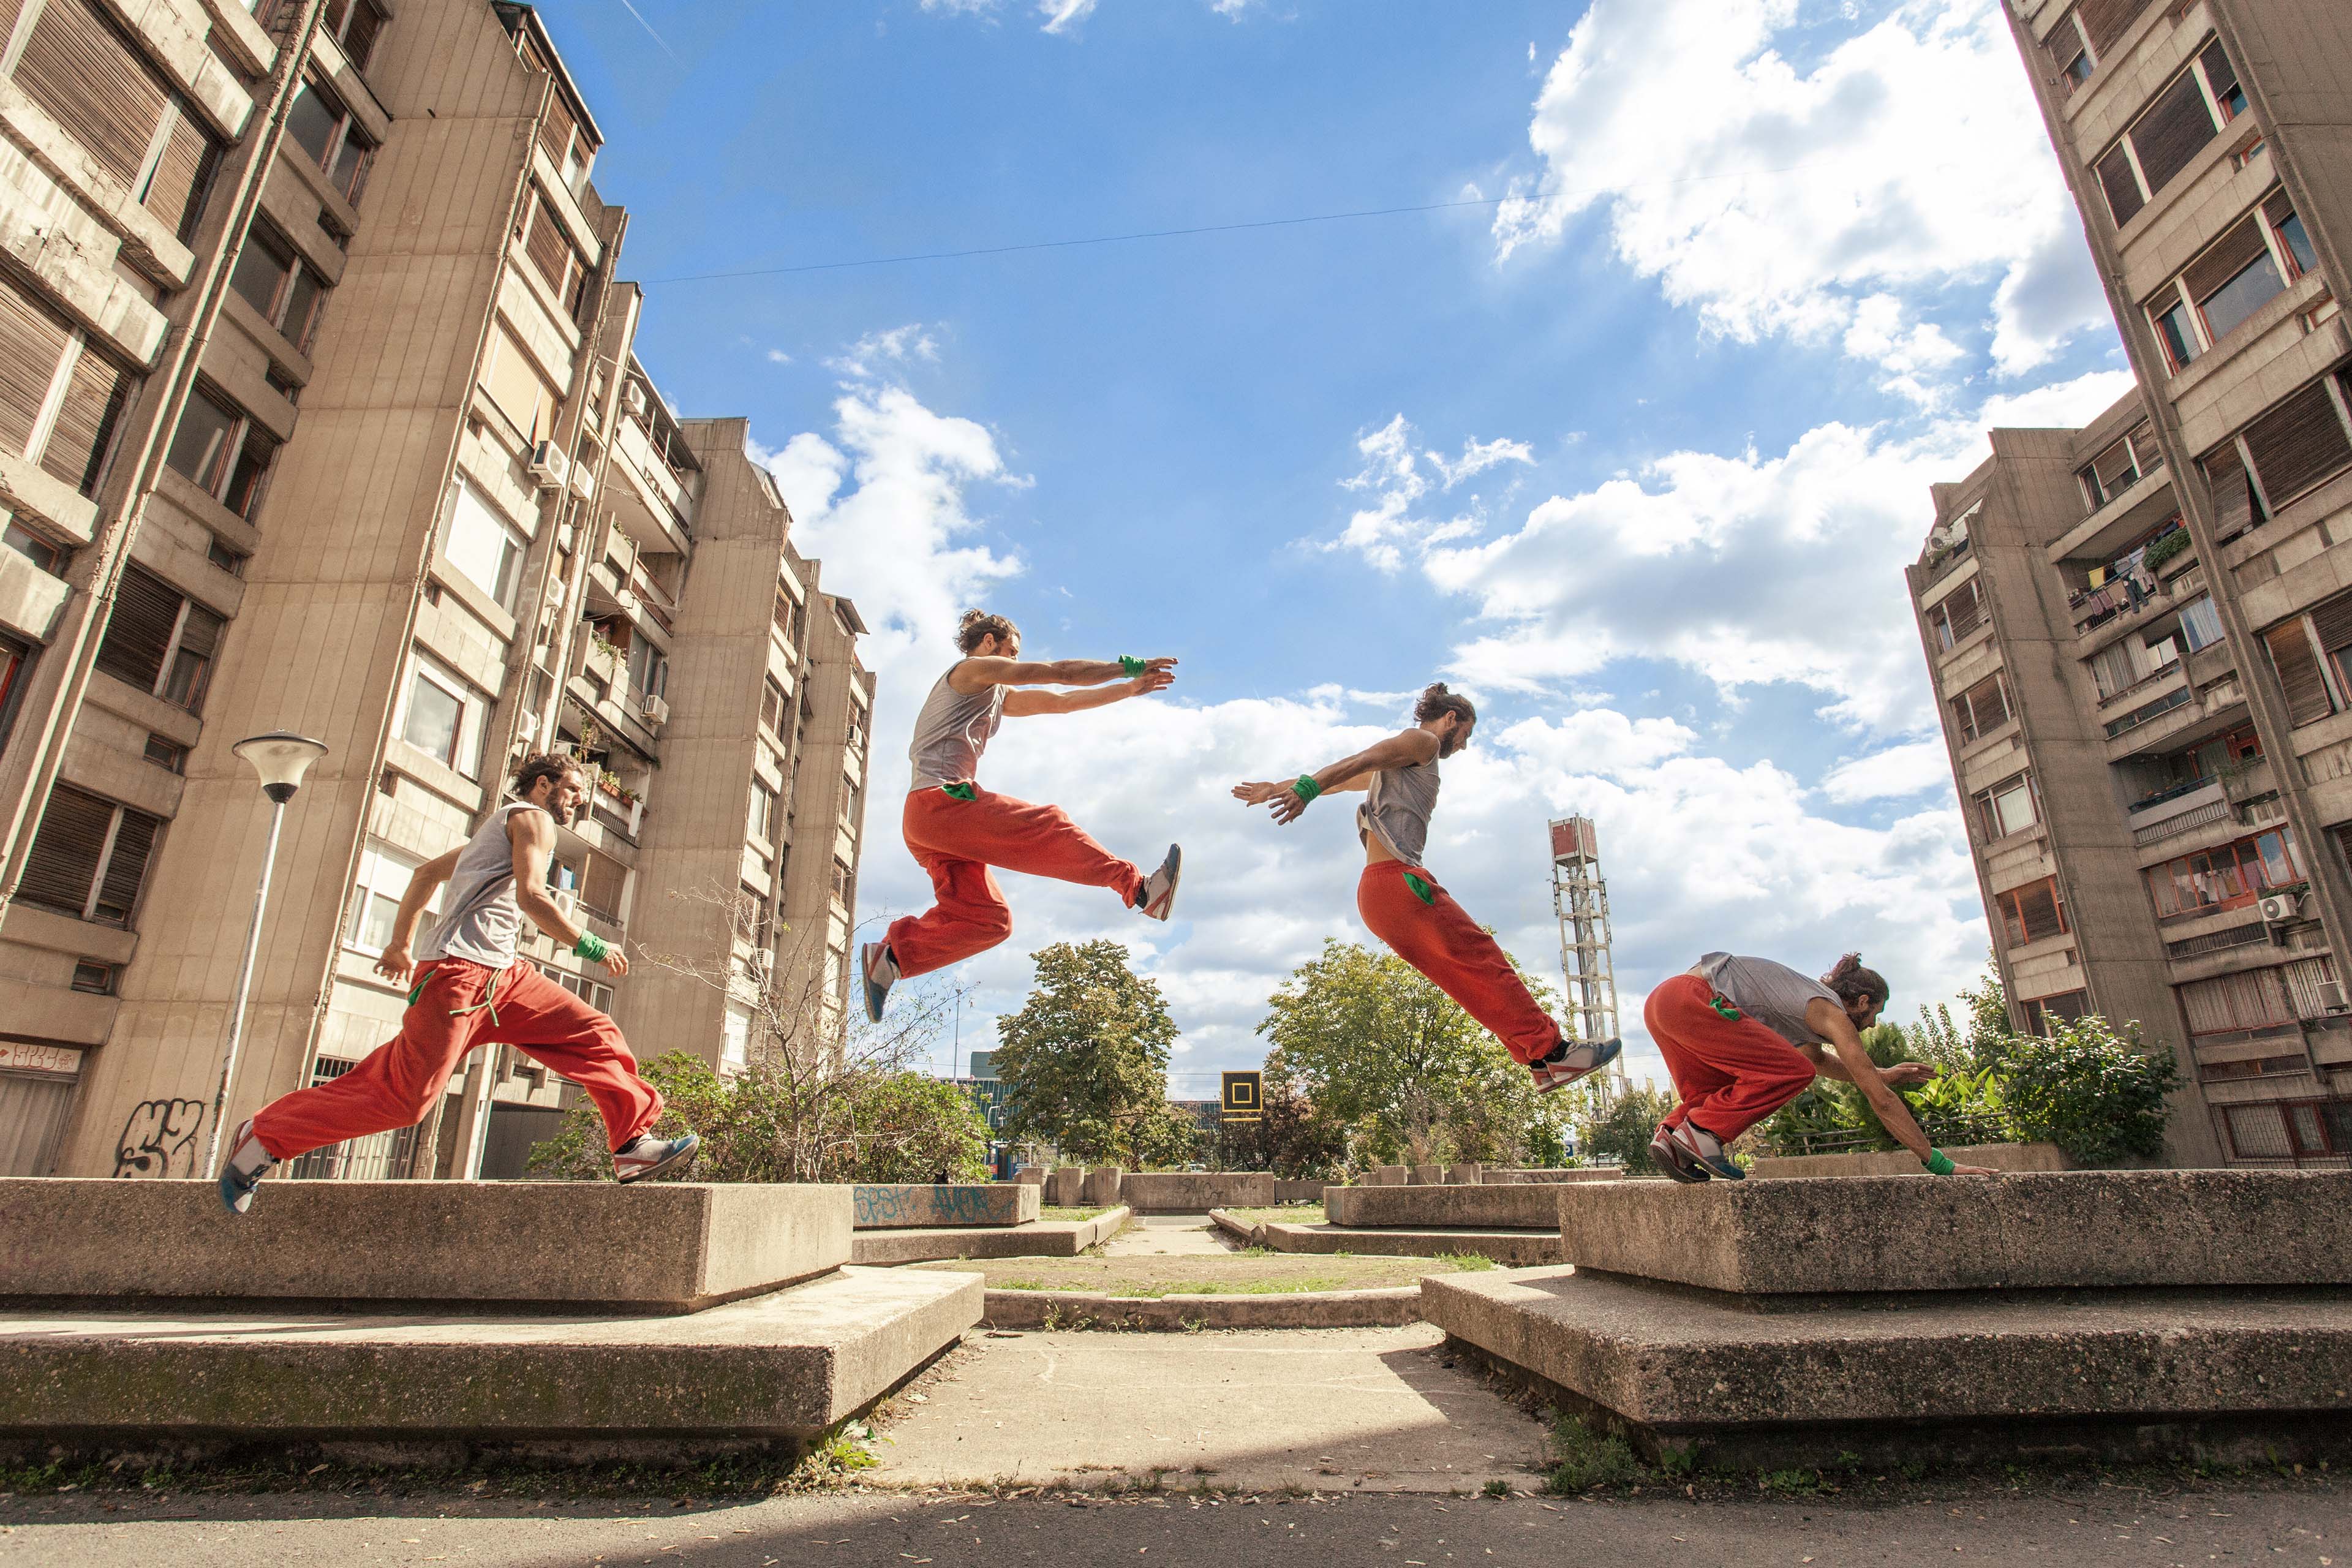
[250,958,664,1160]
[885,786,1145,979]
[1356,861,1562,1066]
[1645,973,1819,1142]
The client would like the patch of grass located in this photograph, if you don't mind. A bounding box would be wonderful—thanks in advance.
[1482,1478,1512,1498]
[1039,1205,1112,1222]
[1435,1251,1501,1272]
[1760,1468,1826,1496]
[1545,1414,1641,1493]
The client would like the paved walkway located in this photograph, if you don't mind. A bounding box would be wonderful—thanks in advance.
[1100,1212,1234,1257]
[873,1324,1538,1491]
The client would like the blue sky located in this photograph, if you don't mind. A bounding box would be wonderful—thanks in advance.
[542,0,2139,1089]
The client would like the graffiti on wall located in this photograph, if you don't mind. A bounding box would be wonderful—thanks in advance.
[113,1099,206,1178]
[852,1183,1016,1228]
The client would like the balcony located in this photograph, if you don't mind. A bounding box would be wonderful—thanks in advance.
[2108,675,2249,763]
[2129,779,2228,847]
[612,411,696,551]
[2047,465,2175,569]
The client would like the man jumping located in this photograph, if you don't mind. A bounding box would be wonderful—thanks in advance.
[217,753,699,1213]
[1234,683,1619,1093]
[860,610,1183,1021]
[1645,951,1995,1180]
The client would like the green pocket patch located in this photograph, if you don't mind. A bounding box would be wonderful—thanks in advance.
[407,976,429,1008]
[941,782,978,801]
[1403,873,1436,907]
[1708,995,1744,1022]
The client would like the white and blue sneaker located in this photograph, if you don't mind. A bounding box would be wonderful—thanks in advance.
[1137,845,1182,921]
[217,1117,277,1216]
[1658,1120,1744,1182]
[614,1130,700,1184]
[861,941,899,1023]
[1530,1036,1621,1095]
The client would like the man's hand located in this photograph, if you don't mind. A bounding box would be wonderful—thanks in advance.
[1231,780,1288,806]
[374,942,415,986]
[1880,1061,1940,1088]
[1947,1161,1999,1176]
[1129,665,1177,697]
[601,949,631,979]
[1268,784,1314,826]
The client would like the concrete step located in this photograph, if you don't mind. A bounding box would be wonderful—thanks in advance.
[851,1207,1129,1264]
[1423,1264,2352,1469]
[1556,1169,2352,1294]
[0,1264,984,1465]
[1326,1181,1600,1229]
[852,1183,1038,1228]
[0,1178,850,1313]
[1257,1220,1561,1266]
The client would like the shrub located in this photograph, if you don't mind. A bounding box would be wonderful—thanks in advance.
[1575,1084,1678,1175]
[1999,1014,2177,1165]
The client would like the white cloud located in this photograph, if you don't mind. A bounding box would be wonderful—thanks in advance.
[919,0,998,15]
[765,349,793,365]
[1330,415,1527,573]
[1038,0,1097,32]
[1494,0,2110,380]
[1978,367,2139,431]
[1820,739,1959,804]
[1429,434,1537,490]
[827,323,940,379]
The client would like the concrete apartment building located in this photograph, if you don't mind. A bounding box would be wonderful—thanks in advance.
[1909,0,2352,1164]
[0,0,872,1181]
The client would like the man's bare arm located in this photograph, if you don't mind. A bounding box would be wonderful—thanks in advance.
[1005,665,1176,716]
[1245,729,1438,826]
[950,655,1178,694]
[1803,1000,1992,1174]
[510,810,628,978]
[372,847,461,983]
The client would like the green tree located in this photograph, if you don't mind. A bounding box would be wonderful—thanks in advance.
[2001,1014,2177,1165]
[993,940,1183,1166]
[1574,1083,1678,1175]
[1904,956,2016,1072]
[1218,1050,1355,1178]
[1257,937,1572,1168]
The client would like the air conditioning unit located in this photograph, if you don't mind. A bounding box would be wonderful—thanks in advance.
[527,442,570,491]
[556,521,578,555]
[625,381,649,418]
[2320,980,2348,1014]
[568,463,597,502]
[516,714,539,747]
[542,575,568,609]
[548,887,578,919]
[2258,892,2304,924]
[639,692,670,726]
[747,947,774,981]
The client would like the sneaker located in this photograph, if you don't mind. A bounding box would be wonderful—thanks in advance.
[217,1117,277,1216]
[1648,1121,1710,1184]
[1137,844,1182,921]
[861,940,899,1023]
[1661,1120,1744,1182]
[1529,1036,1621,1094]
[615,1130,701,1184]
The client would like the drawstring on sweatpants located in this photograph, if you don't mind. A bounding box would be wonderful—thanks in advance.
[447,968,504,1028]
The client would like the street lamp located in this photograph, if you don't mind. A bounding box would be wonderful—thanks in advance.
[202,731,329,1175]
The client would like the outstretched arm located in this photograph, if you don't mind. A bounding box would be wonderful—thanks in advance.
[951,655,1177,694]
[1234,728,1438,826]
[1004,662,1176,716]
[1801,999,1991,1175]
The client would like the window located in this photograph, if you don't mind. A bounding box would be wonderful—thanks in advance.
[4,522,61,576]
[760,675,786,736]
[2078,428,2146,508]
[345,840,438,954]
[141,734,185,772]
[228,224,328,350]
[1971,773,2038,842]
[442,480,527,609]
[2094,42,2239,227]
[0,279,131,497]
[93,565,225,715]
[284,77,377,202]
[165,388,277,518]
[206,538,247,578]
[15,783,162,925]
[2240,379,2352,513]
[748,779,777,844]
[2021,990,2088,1037]
[2201,443,2267,543]
[532,73,597,192]
[2190,218,2286,347]
[1926,579,1983,652]
[399,652,489,777]
[774,586,799,644]
[2043,10,2092,88]
[722,1003,752,1071]
[322,0,386,74]
[69,961,115,995]
[480,322,557,442]
[2264,615,2333,727]
[140,102,223,244]
[0,632,29,761]
[2199,37,2245,124]
[515,189,590,320]
[15,0,169,185]
[2154,296,2199,371]
[2177,967,2295,1037]
[2177,595,2223,653]
[2089,622,2180,702]
[1949,672,2008,744]
[831,857,852,905]
[1996,877,2068,948]
[2146,827,2304,919]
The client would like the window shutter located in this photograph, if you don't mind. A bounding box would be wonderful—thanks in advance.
[141,107,221,243]
[342,2,383,71]
[2243,380,2352,509]
[2264,189,2296,230]
[2017,880,2065,943]
[2076,0,2152,55]
[0,279,68,456]
[2203,443,2257,538]
[2311,592,2352,659]
[2264,617,2332,726]
[2181,215,2271,305]
[92,806,158,925]
[94,566,181,692]
[16,784,112,916]
[1940,579,1983,643]
[524,200,571,295]
[176,602,223,662]
[2198,39,2239,107]
[538,88,579,168]
[582,851,625,916]
[2130,70,2220,195]
[2043,18,2085,75]
[2095,144,2144,227]
[42,344,132,496]
[15,0,171,185]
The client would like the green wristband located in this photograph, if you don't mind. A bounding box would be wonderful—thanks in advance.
[1292,774,1322,804]
[1120,655,1146,677]
[573,932,610,964]
[1925,1148,1956,1177]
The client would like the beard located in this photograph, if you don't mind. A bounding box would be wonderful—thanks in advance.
[1439,729,1469,759]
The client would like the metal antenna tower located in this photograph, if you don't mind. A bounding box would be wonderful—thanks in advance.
[1549,816,1627,1096]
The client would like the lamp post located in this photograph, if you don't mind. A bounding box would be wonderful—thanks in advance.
[202,731,329,1175]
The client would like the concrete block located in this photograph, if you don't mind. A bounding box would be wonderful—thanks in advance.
[979,1286,1421,1332]
[850,1207,1129,1264]
[0,1179,850,1313]
[1081,1166,1124,1205]
[851,1184,1039,1229]
[1444,1163,1481,1185]
[1272,1179,1326,1204]
[1046,1167,1084,1206]
[1556,1170,2352,1295]
[0,1265,983,1464]
[1749,1142,2071,1180]
[1410,1164,1442,1185]
[1014,1166,1048,1187]
[1257,1221,1562,1267]
[1374,1165,1407,1186]
[1422,1265,2352,1468]
[1327,1182,1585,1230]
[1118,1171,1275,1212]
[1483,1168,1627,1185]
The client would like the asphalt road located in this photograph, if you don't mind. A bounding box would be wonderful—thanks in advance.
[2,1480,2344,1567]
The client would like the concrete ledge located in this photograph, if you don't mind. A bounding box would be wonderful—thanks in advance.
[1481,1168,1634,1185]
[0,1265,984,1464]
[852,1183,1039,1229]
[1208,1208,1261,1245]
[1258,1221,1562,1267]
[1326,1182,1595,1229]
[1118,1172,1276,1212]
[852,1207,1129,1265]
[1555,1170,2352,1294]
[0,1180,851,1313]
[979,1286,1421,1332]
[1749,1142,2071,1180]
[1422,1265,2352,1468]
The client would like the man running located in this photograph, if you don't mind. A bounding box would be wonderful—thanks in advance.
[1233,683,1619,1093]
[861,610,1183,1021]
[217,753,699,1213]
[1645,951,1995,1180]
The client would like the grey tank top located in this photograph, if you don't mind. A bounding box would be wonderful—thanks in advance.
[1358,755,1441,866]
[1696,952,1838,1048]
[907,665,1005,790]
[417,802,545,970]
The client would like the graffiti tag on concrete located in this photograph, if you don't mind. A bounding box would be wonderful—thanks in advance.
[114,1099,206,1178]
[852,1184,1019,1228]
